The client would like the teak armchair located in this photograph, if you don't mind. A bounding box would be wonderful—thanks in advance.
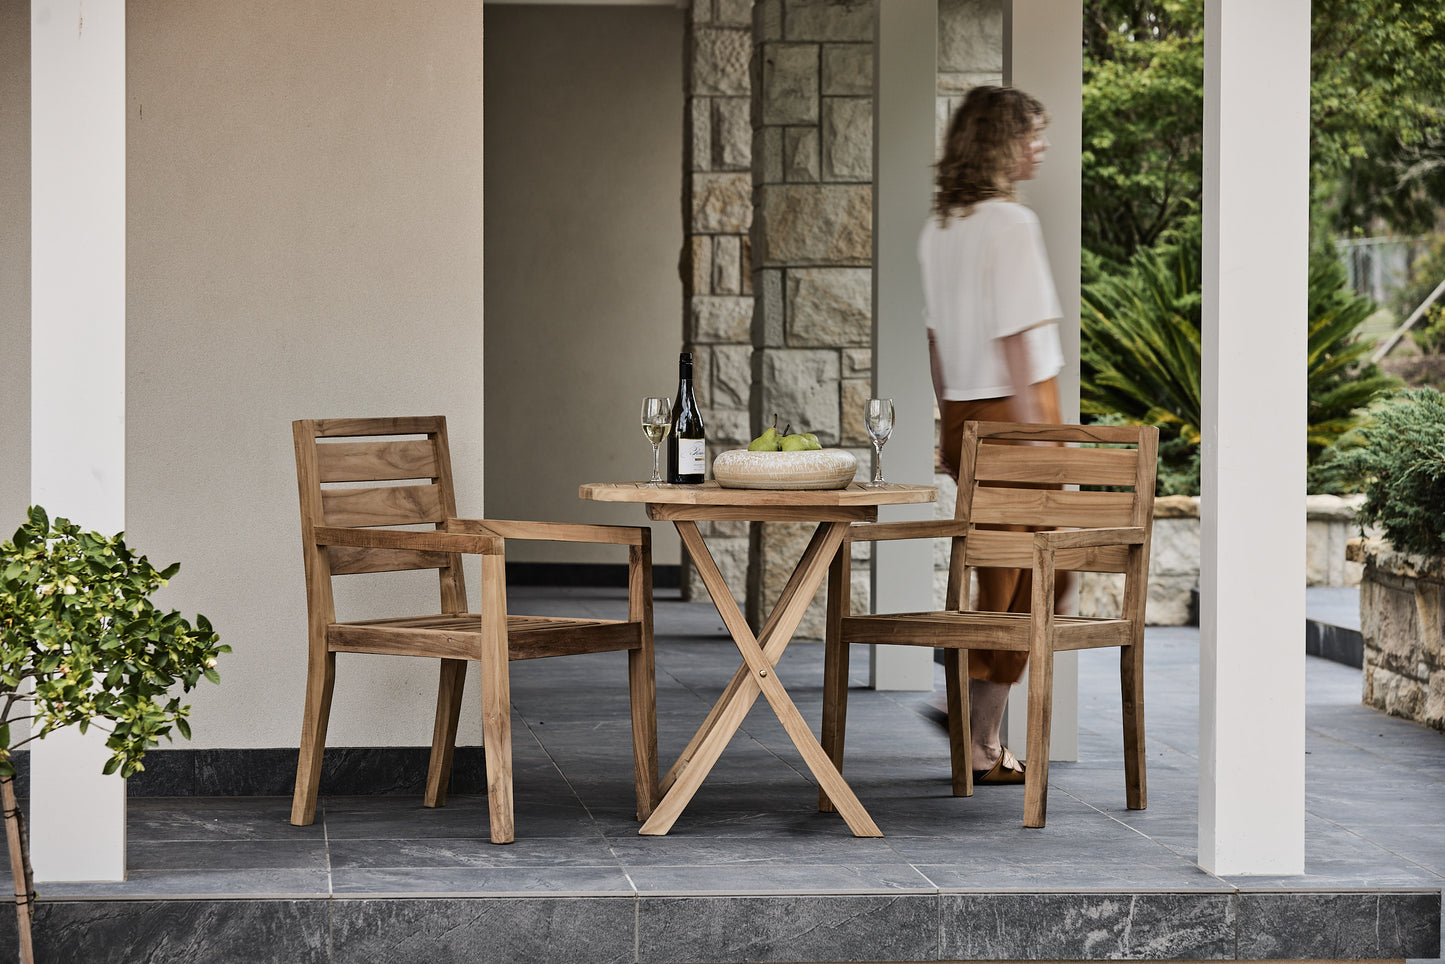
[291,416,658,844]
[822,420,1158,827]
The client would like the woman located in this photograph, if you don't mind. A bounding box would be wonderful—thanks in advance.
[919,85,1071,786]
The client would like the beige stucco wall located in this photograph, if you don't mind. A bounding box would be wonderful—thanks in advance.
[0,3,29,527]
[127,0,487,747]
[483,5,684,566]
[0,1,488,750]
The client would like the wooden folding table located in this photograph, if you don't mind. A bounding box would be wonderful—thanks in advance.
[578,480,936,837]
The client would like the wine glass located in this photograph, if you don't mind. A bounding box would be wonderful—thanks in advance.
[864,398,894,487]
[640,396,671,486]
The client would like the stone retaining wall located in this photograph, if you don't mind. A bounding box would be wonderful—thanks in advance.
[925,489,1367,626]
[1349,538,1445,731]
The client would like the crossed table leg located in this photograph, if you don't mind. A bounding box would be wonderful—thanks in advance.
[639,516,881,837]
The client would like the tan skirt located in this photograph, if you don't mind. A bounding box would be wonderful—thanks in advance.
[939,378,1069,685]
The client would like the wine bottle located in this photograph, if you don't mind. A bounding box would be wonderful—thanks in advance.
[666,351,707,484]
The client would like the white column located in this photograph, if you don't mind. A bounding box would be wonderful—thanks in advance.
[30,0,127,882]
[869,0,937,691]
[1000,0,1082,760]
[1199,0,1308,875]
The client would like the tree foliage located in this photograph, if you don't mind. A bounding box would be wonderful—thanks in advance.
[1082,0,1445,261]
[1082,0,1204,265]
[1309,4,1445,236]
[0,506,228,778]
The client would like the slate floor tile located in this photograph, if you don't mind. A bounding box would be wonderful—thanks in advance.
[328,834,619,870]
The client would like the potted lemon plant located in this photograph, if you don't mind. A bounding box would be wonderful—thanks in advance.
[0,506,227,963]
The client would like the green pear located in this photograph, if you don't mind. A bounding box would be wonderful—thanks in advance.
[748,429,779,451]
[779,434,811,451]
[748,414,782,451]
[801,433,822,450]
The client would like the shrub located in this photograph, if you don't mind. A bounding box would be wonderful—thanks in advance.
[1319,388,1445,561]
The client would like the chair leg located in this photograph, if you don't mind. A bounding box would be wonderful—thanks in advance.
[425,658,467,809]
[291,649,335,826]
[628,646,659,822]
[628,537,659,822]
[478,554,515,844]
[1121,640,1148,810]
[1023,645,1054,828]
[818,543,850,813]
[944,648,973,797]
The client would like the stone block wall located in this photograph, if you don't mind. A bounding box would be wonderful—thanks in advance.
[1351,539,1445,731]
[749,0,877,637]
[683,0,757,607]
[935,0,1003,140]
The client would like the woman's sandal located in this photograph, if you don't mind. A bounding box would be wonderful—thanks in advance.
[972,746,1026,785]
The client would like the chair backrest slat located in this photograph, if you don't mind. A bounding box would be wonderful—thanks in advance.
[312,416,444,438]
[316,440,440,483]
[968,421,1145,445]
[328,546,455,575]
[970,487,1135,529]
[963,529,1131,573]
[321,483,446,528]
[973,444,1139,488]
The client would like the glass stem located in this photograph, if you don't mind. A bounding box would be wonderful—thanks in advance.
[651,444,662,483]
[872,440,884,484]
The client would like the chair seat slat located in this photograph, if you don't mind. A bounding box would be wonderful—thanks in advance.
[329,614,641,660]
[316,440,440,483]
[840,611,1131,650]
[321,483,445,527]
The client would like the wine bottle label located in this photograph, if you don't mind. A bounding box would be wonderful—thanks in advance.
[678,438,707,475]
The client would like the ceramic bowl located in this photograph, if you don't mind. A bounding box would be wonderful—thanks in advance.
[712,448,859,490]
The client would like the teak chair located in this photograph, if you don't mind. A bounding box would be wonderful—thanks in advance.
[291,416,658,844]
[821,420,1158,827]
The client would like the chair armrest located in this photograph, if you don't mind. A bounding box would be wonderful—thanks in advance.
[1034,526,1147,551]
[446,518,648,547]
[845,520,968,543]
[314,526,502,555]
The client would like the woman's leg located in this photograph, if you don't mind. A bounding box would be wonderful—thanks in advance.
[940,381,1066,771]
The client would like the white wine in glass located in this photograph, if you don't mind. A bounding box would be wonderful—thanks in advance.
[864,397,894,487]
[641,396,671,485]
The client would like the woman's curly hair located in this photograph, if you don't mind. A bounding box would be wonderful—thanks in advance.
[934,85,1048,221]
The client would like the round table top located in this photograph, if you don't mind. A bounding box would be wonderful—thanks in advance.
[578,480,937,507]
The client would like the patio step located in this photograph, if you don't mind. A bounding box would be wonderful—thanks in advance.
[0,886,1437,963]
[1306,585,1365,669]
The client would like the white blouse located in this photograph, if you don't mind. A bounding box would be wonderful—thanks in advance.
[918,199,1064,401]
